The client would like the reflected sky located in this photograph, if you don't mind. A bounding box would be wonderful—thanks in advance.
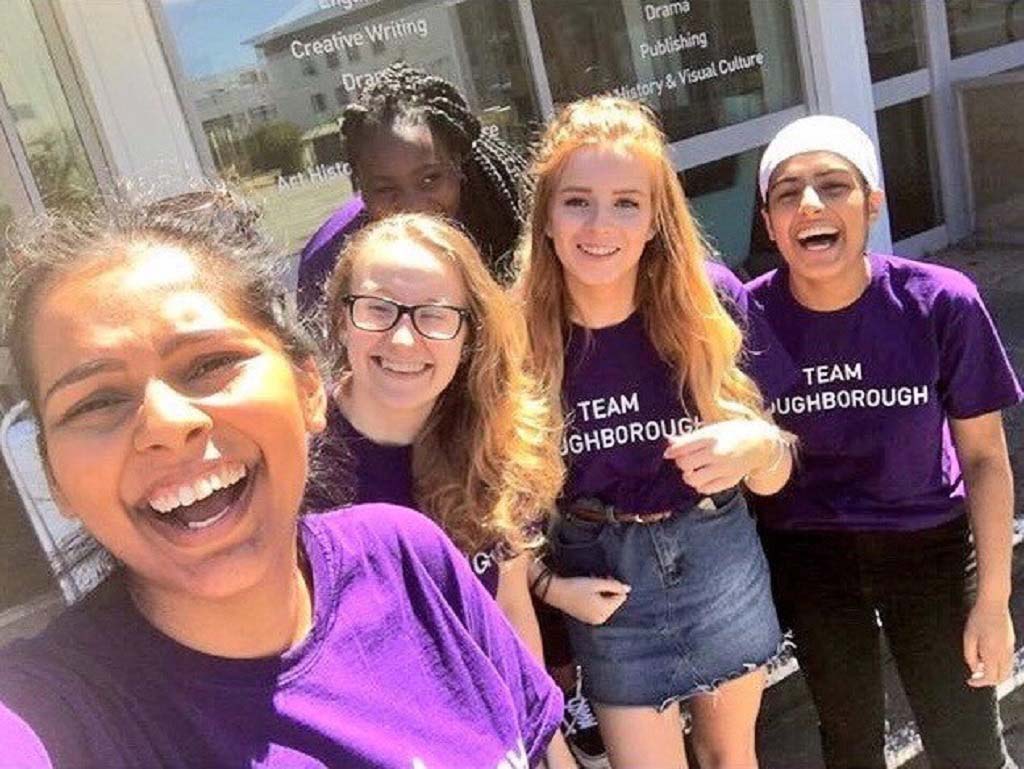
[162,0,299,77]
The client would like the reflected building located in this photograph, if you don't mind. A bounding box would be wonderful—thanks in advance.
[243,0,538,165]
[192,67,277,173]
[245,1,460,134]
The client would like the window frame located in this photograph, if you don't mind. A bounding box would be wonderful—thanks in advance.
[0,0,113,215]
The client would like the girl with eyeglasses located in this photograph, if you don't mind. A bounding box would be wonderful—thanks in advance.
[308,212,577,766]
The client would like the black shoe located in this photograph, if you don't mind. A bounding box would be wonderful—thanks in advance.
[562,666,609,769]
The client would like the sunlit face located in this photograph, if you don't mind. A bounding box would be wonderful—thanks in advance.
[340,238,469,422]
[762,151,884,286]
[545,146,656,305]
[356,121,462,220]
[33,245,325,602]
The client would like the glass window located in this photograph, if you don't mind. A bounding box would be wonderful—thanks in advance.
[877,98,943,241]
[249,104,277,123]
[946,0,1024,57]
[679,146,763,269]
[532,0,803,142]
[161,0,541,254]
[961,71,1024,223]
[861,0,925,81]
[0,188,13,256]
[0,0,97,212]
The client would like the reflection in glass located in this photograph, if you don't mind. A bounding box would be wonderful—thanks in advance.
[0,198,12,241]
[877,98,942,241]
[946,0,1024,57]
[962,71,1024,226]
[532,0,803,142]
[679,147,761,268]
[162,0,540,254]
[861,0,924,81]
[0,201,12,264]
[0,0,97,212]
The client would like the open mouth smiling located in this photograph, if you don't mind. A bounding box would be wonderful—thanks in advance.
[795,225,841,251]
[577,244,620,257]
[142,461,252,531]
[373,356,431,376]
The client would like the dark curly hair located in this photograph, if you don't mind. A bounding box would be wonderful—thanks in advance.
[0,186,341,589]
[2,188,314,421]
[340,62,526,285]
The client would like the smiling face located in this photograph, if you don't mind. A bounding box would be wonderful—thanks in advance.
[355,121,462,220]
[340,236,469,428]
[762,151,884,295]
[545,145,656,319]
[32,244,324,603]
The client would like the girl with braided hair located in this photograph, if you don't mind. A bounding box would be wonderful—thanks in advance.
[297,61,527,318]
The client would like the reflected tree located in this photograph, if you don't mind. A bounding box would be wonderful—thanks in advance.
[25,129,95,212]
[245,121,303,176]
[0,203,12,261]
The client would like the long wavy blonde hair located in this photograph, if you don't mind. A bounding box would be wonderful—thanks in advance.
[326,213,563,555]
[515,96,766,423]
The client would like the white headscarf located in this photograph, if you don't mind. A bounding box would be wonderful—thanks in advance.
[759,115,881,200]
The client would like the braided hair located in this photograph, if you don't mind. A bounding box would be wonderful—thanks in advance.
[340,62,525,285]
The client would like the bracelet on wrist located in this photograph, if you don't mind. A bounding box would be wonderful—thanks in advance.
[536,570,554,602]
[749,428,792,482]
[529,564,552,598]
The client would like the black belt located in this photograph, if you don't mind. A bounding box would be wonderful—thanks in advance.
[564,487,739,525]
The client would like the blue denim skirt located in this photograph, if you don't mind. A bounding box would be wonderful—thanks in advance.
[550,492,781,709]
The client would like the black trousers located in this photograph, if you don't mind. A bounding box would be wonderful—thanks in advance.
[761,515,1015,769]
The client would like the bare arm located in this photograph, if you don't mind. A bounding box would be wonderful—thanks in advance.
[744,423,795,496]
[496,553,545,661]
[664,419,794,496]
[495,555,576,769]
[951,411,1016,686]
[527,557,630,625]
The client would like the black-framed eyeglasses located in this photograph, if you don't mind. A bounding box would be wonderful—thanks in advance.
[343,295,471,341]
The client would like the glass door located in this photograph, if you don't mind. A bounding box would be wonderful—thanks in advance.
[0,0,105,617]
[0,0,99,214]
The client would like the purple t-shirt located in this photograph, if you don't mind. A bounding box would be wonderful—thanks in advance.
[747,252,1023,531]
[562,261,792,514]
[712,262,798,401]
[0,506,562,768]
[307,400,501,596]
[307,398,417,510]
[297,197,370,317]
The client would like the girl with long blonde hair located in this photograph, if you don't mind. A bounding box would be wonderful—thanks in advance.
[310,212,576,765]
[517,96,793,767]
